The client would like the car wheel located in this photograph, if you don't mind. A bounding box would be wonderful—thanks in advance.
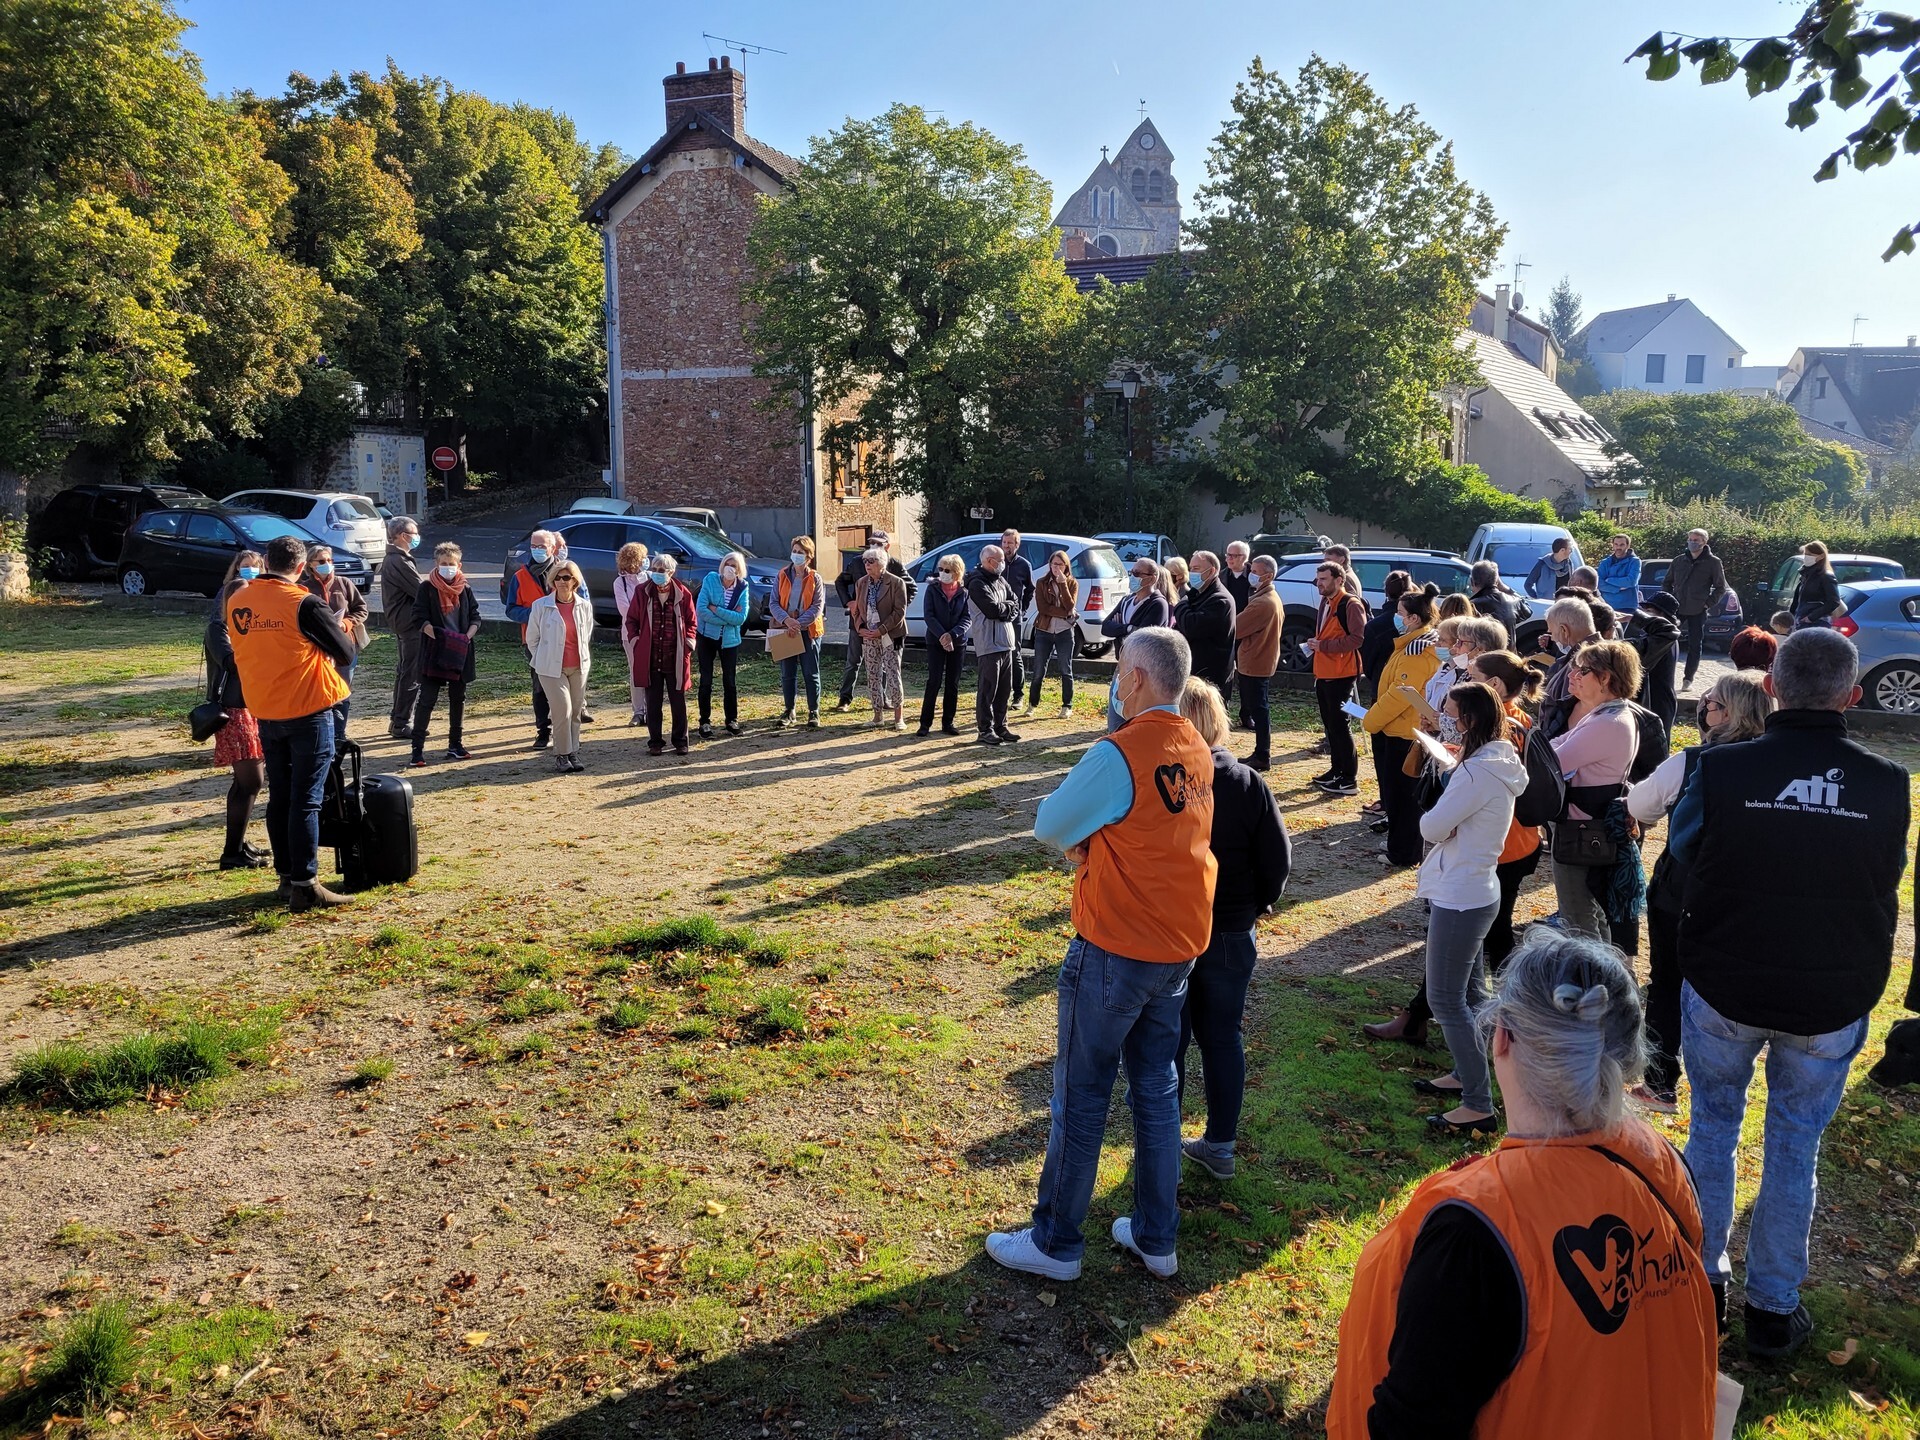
[42,544,80,581]
[119,566,149,597]
[1863,661,1920,714]
[1279,614,1315,673]
[1514,619,1547,656]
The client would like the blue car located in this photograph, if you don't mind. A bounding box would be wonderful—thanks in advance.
[1836,580,1920,712]
[502,515,780,630]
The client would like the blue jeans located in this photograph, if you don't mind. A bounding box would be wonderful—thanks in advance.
[1425,900,1498,1113]
[1681,982,1868,1315]
[259,710,336,884]
[1175,926,1258,1143]
[1030,936,1194,1262]
[779,636,821,714]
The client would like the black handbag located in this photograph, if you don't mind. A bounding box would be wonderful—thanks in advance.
[1551,815,1617,867]
[189,656,230,743]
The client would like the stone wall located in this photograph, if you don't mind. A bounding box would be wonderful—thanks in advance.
[322,427,430,518]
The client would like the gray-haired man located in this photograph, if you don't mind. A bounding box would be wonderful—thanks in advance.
[381,516,423,738]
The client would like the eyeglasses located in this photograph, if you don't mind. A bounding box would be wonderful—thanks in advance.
[1701,697,1727,714]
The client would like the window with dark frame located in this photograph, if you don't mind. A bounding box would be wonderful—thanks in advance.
[1645,354,1666,384]
[1685,354,1706,385]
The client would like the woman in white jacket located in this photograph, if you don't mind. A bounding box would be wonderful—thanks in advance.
[1414,680,1528,1136]
[526,561,595,773]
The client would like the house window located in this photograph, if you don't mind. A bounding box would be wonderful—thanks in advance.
[1727,356,1736,368]
[828,440,872,502]
[1645,354,1667,384]
[1131,167,1147,200]
[1685,354,1706,384]
[1815,376,1829,399]
[1147,170,1165,203]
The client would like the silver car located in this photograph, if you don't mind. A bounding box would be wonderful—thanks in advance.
[1837,581,1920,712]
[903,533,1126,655]
[225,489,388,566]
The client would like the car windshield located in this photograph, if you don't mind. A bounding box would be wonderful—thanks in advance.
[1484,542,1560,568]
[331,496,380,521]
[229,513,317,545]
[658,523,735,560]
[1074,546,1124,579]
[1102,537,1154,563]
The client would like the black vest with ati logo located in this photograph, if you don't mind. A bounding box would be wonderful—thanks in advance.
[1679,709,1910,1035]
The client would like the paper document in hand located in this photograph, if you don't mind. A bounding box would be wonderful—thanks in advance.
[1339,700,1368,720]
[1411,729,1457,771]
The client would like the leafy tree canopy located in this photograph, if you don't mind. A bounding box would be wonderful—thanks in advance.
[745,104,1086,506]
[1140,56,1506,519]
[1586,389,1868,509]
[1633,3,1920,258]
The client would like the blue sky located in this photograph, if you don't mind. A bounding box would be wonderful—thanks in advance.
[178,0,1917,364]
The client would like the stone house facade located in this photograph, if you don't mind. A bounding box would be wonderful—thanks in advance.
[585,59,920,567]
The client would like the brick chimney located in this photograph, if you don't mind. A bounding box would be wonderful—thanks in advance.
[664,56,746,137]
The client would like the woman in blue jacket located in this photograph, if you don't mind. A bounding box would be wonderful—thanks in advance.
[695,552,752,738]
[918,553,972,735]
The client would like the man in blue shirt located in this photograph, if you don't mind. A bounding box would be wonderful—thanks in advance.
[1596,533,1643,615]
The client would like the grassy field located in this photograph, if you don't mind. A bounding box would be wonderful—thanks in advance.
[0,595,1915,1439]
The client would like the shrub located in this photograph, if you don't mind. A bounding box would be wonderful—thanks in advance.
[1332,459,1556,552]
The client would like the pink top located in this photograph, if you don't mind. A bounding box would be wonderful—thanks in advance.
[1549,704,1638,818]
[560,601,580,669]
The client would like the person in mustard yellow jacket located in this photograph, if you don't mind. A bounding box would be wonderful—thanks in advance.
[1362,583,1441,867]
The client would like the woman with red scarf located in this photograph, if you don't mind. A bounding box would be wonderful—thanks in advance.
[626,552,698,756]
[410,542,482,767]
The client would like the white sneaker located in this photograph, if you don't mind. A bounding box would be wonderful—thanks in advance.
[984,1228,1081,1281]
[1111,1217,1177,1278]
[1058,705,1072,719]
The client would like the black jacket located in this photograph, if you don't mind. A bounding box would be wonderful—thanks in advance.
[1176,578,1237,689]
[1678,710,1910,1034]
[1667,546,1727,618]
[1470,585,1522,643]
[923,577,972,648]
[413,581,482,683]
[1629,611,1680,734]
[1003,553,1035,613]
[1536,647,1579,741]
[1207,745,1291,930]
[1789,566,1842,625]
[1220,565,1254,614]
[1359,610,1400,681]
[205,584,247,710]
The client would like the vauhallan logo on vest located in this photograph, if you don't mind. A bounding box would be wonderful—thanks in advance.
[1746,768,1871,819]
[1552,1212,1692,1335]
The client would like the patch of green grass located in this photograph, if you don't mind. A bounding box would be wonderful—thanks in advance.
[5,1015,278,1110]
[38,1299,134,1411]
[584,915,790,968]
[347,1056,395,1088]
[604,998,652,1031]
[670,1014,718,1041]
[500,986,569,1020]
[146,1305,281,1391]
[507,1033,551,1062]
[49,1221,116,1250]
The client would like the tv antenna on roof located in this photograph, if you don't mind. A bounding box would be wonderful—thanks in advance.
[702,32,787,69]
[1852,312,1870,345]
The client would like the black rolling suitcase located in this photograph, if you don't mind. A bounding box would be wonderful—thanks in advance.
[319,740,419,891]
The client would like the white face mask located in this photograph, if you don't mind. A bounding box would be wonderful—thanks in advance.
[721,565,738,582]
[438,564,457,580]
[790,552,807,567]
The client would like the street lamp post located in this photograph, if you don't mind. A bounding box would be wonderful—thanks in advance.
[1120,369,1141,530]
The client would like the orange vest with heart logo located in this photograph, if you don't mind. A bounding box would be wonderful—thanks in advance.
[225,577,350,722]
[1329,1123,1717,1440]
[1069,709,1217,963]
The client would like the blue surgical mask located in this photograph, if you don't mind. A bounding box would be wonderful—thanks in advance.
[531,547,549,563]
[1393,614,1408,634]
[790,551,807,567]
[1187,573,1202,591]
[1131,574,1148,593]
[1114,672,1138,720]
[1434,645,1452,663]
[407,534,421,551]
[438,564,457,580]
[651,570,671,587]
[237,566,259,581]
[314,563,333,576]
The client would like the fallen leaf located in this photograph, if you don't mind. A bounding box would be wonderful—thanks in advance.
[703,1200,727,1219]
[461,1331,489,1347]
[1037,1291,1057,1308]
[1828,1338,1859,1366]
[1864,1265,1890,1281]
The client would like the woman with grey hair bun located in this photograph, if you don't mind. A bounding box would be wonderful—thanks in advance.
[1330,929,1717,1440]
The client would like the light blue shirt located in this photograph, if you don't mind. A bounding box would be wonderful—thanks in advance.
[1033,704,1180,850]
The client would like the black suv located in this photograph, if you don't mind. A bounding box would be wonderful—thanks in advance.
[117,504,369,598]
[26,483,208,579]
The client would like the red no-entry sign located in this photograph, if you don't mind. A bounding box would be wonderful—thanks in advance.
[431,446,459,472]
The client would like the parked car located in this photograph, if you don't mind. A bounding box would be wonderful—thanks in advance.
[1095,531,1180,567]
[1464,522,1583,597]
[1247,533,1328,564]
[1637,559,1743,649]
[1836,581,1920,711]
[27,483,208,579]
[644,505,728,536]
[1751,552,1903,622]
[224,489,388,566]
[1269,548,1472,672]
[566,496,636,516]
[904,533,1126,655]
[502,515,777,629]
[117,505,368,598]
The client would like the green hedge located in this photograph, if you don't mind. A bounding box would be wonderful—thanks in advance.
[1335,461,1555,552]
[1568,497,1920,607]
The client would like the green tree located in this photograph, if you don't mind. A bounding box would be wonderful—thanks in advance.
[1633,4,1920,258]
[1140,57,1506,519]
[0,0,324,503]
[744,104,1085,506]
[1545,275,1583,349]
[1585,390,1865,508]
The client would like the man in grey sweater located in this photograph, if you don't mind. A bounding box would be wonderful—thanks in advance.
[381,516,423,738]
[968,544,1021,745]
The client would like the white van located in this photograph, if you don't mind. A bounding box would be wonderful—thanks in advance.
[1464,522,1583,598]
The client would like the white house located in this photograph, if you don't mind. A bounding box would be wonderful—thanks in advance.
[1780,343,1920,457]
[1572,296,1777,395]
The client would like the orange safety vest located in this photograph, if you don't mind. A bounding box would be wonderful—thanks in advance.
[776,566,825,638]
[1498,703,1543,864]
[1312,594,1363,680]
[1329,1123,1716,1440]
[1069,709,1218,963]
[225,576,350,722]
